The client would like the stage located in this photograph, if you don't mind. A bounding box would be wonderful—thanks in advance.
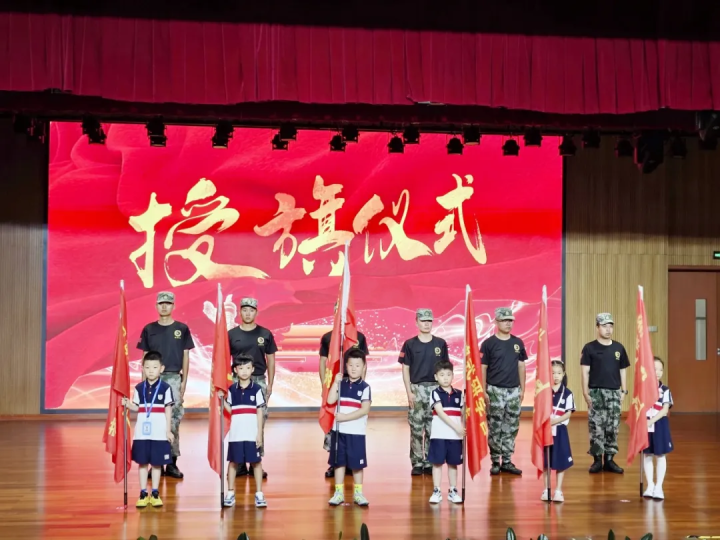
[1,415,718,540]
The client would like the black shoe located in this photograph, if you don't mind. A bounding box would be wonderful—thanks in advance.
[325,466,335,478]
[165,464,184,479]
[603,455,624,474]
[490,463,501,476]
[346,467,353,476]
[423,466,433,475]
[411,466,424,476]
[500,462,522,475]
[589,456,603,474]
[249,465,268,479]
[237,463,249,476]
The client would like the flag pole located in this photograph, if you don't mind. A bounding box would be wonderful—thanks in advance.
[220,394,225,507]
[461,285,470,503]
[123,402,128,508]
[639,451,643,498]
[545,446,551,504]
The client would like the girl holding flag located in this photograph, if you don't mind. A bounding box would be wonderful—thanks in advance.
[642,356,673,500]
[542,360,575,502]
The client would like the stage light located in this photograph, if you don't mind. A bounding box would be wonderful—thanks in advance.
[329,134,346,152]
[342,126,359,143]
[699,136,718,151]
[211,121,234,149]
[462,126,481,145]
[559,135,576,157]
[634,131,664,174]
[581,129,601,149]
[696,111,719,142]
[502,138,520,157]
[146,117,167,147]
[279,124,297,142]
[668,133,687,159]
[81,116,106,145]
[615,137,634,158]
[446,136,463,155]
[402,126,420,145]
[523,127,542,147]
[272,133,289,150]
[388,135,404,154]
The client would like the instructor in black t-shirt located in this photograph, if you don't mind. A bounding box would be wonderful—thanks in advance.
[481,307,527,476]
[227,297,277,478]
[399,308,450,476]
[137,291,195,479]
[581,312,629,474]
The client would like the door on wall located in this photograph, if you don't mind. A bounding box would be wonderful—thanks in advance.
[668,271,720,412]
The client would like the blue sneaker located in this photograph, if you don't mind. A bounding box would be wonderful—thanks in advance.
[255,492,267,508]
[223,491,235,507]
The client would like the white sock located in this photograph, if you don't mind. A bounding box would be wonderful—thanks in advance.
[643,455,654,487]
[656,455,667,488]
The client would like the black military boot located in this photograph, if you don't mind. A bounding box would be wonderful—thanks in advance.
[588,455,603,474]
[411,466,424,476]
[325,466,335,478]
[165,457,184,479]
[603,454,624,474]
[500,461,522,475]
[490,462,501,476]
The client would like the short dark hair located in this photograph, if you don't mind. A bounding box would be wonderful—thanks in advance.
[142,351,163,364]
[434,360,454,374]
[232,354,253,368]
[653,356,664,368]
[344,348,366,365]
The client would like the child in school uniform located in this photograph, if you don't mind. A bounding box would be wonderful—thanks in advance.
[428,360,465,504]
[542,360,575,503]
[326,349,372,507]
[122,351,175,508]
[219,354,267,508]
[643,356,673,501]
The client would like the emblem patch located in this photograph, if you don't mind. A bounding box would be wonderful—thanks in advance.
[514,344,520,353]
[615,351,621,360]
[251,396,255,402]
[357,391,362,396]
[174,329,182,339]
[434,347,441,356]
[258,337,265,345]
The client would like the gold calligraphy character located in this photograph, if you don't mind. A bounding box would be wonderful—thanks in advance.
[108,418,117,437]
[470,376,484,398]
[254,194,307,269]
[434,174,487,264]
[475,398,486,417]
[379,190,432,261]
[353,195,384,263]
[535,378,551,396]
[480,420,488,435]
[128,193,173,288]
[466,358,477,379]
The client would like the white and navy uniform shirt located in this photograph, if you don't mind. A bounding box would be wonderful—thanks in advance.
[646,382,673,420]
[430,387,464,441]
[226,382,266,442]
[551,386,575,429]
[333,378,372,435]
[131,380,174,441]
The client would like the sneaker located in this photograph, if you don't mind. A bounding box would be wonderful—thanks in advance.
[149,491,163,507]
[165,464,183,479]
[325,466,335,478]
[223,491,236,507]
[553,490,564,503]
[136,491,150,508]
[328,491,345,506]
[429,488,443,504]
[603,455,624,474]
[237,463,249,476]
[490,463,501,476]
[249,465,268,479]
[255,492,268,508]
[540,489,550,502]
[643,484,655,498]
[652,486,665,500]
[353,492,369,507]
[447,488,463,504]
[500,462,522,475]
[411,466,424,476]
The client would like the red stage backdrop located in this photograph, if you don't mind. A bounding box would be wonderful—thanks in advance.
[46,123,563,410]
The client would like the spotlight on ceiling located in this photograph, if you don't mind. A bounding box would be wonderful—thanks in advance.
[502,138,520,157]
[668,133,687,159]
[402,126,420,145]
[388,134,405,154]
[330,133,346,152]
[462,126,481,146]
[82,116,107,145]
[447,136,464,155]
[272,133,289,150]
[211,121,234,149]
[523,127,542,147]
[146,117,167,147]
[581,129,601,149]
[634,131,664,174]
[615,136,634,158]
[278,124,297,142]
[341,126,359,143]
[558,135,576,157]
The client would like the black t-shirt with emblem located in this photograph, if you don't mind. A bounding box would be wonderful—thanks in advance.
[228,325,278,376]
[480,335,528,388]
[580,340,630,390]
[137,321,195,372]
[319,331,370,357]
[398,336,450,384]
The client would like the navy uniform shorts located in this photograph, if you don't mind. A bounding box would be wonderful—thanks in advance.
[227,441,262,464]
[131,440,172,467]
[327,432,367,470]
[428,438,463,466]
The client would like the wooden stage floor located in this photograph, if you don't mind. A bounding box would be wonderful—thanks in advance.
[1,415,719,540]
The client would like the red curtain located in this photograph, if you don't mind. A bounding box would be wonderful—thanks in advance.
[1,13,719,114]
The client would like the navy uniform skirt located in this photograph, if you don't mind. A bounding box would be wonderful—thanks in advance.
[545,424,573,472]
[643,417,673,456]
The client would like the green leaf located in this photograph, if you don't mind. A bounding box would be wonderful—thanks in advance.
[639,534,653,540]
[506,528,516,540]
[149,536,158,540]
[360,523,370,540]
[538,535,549,540]
[608,531,615,540]
[238,533,250,540]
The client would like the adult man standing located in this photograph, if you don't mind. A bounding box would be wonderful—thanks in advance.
[137,291,195,479]
[581,313,629,474]
[228,297,277,478]
[399,309,450,476]
[481,307,527,476]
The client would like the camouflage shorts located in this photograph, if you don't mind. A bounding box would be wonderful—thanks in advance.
[587,388,622,456]
[160,372,184,457]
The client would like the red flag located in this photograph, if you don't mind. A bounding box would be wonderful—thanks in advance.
[626,285,659,465]
[102,281,132,483]
[531,285,554,478]
[208,284,232,476]
[319,242,358,434]
[464,285,489,478]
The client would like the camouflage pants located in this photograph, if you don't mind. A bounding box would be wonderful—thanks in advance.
[251,376,269,458]
[587,388,622,456]
[487,385,521,464]
[408,383,435,468]
[160,373,184,458]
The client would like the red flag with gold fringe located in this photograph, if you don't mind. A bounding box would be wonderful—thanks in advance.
[531,285,554,478]
[208,284,232,476]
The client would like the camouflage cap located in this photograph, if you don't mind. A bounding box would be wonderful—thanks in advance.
[240,297,258,309]
[494,307,515,321]
[596,312,614,325]
[416,308,433,321]
[156,291,175,304]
